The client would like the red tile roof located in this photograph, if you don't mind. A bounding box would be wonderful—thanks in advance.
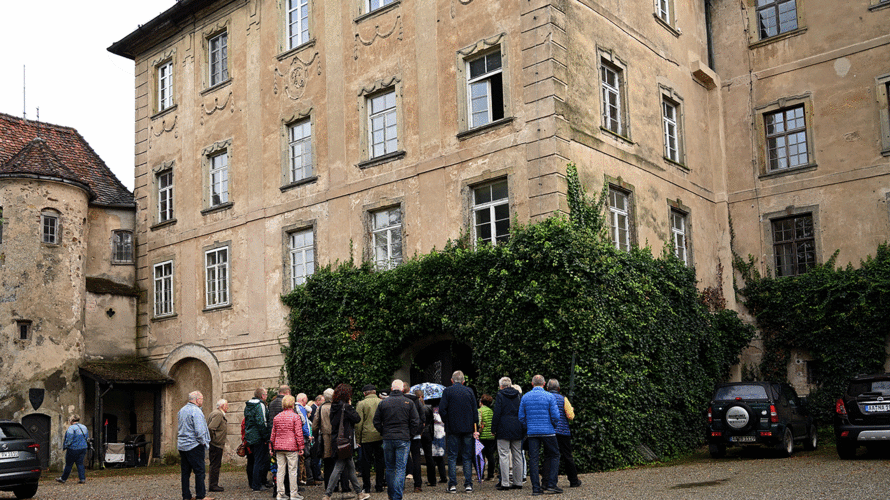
[0,113,134,207]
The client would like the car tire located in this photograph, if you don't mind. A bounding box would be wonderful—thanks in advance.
[13,485,38,500]
[837,442,857,460]
[803,424,818,451]
[775,427,793,457]
[708,443,726,458]
[722,403,755,433]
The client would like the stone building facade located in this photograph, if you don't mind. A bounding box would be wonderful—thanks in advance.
[108,0,890,455]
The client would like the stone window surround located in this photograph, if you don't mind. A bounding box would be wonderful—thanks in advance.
[598,47,632,143]
[151,48,176,118]
[111,230,135,265]
[754,93,817,178]
[876,73,890,156]
[280,107,318,190]
[40,208,61,246]
[761,204,821,276]
[354,0,400,23]
[668,198,692,267]
[455,33,512,135]
[282,220,317,293]
[357,76,405,169]
[279,0,313,54]
[461,169,513,249]
[201,139,234,214]
[745,0,807,49]
[151,257,176,321]
[151,161,176,230]
[653,0,681,36]
[201,20,232,92]
[203,240,232,312]
[605,175,637,250]
[362,197,405,264]
[659,83,686,167]
[16,320,32,341]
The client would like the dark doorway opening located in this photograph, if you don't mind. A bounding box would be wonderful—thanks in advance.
[411,340,478,394]
[22,414,50,469]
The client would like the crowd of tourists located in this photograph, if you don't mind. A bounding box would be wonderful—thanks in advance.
[174,370,580,500]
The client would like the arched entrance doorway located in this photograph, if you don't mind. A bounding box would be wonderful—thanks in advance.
[167,358,212,447]
[410,340,478,390]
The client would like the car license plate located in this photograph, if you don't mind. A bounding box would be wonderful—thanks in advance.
[865,404,890,412]
[0,451,18,458]
[729,436,756,443]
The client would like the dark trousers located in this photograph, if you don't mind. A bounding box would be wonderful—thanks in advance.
[61,448,87,482]
[479,438,496,480]
[408,438,422,489]
[527,436,559,492]
[310,438,322,480]
[251,440,269,490]
[554,434,579,484]
[324,456,351,491]
[359,440,384,492]
[419,435,437,486]
[208,445,223,489]
[179,444,206,500]
[245,448,255,486]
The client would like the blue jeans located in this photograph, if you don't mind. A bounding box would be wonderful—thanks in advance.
[527,435,559,492]
[446,433,474,488]
[179,444,206,500]
[382,440,410,500]
[61,448,87,482]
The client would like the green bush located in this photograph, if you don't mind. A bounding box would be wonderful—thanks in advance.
[281,165,754,471]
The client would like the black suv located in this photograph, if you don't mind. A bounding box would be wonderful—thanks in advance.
[834,373,890,459]
[706,382,817,458]
[0,421,41,499]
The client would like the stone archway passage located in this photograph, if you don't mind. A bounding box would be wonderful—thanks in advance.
[168,358,213,446]
[410,340,478,389]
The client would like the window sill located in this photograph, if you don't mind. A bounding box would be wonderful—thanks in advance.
[111,261,135,266]
[758,162,817,180]
[277,39,317,61]
[457,117,515,141]
[203,304,232,313]
[869,2,890,12]
[600,126,635,145]
[151,313,178,323]
[201,78,233,96]
[749,27,807,50]
[151,219,177,231]
[201,202,234,216]
[281,175,318,192]
[663,156,688,170]
[358,150,406,169]
[354,0,400,23]
[151,104,177,121]
[42,242,61,248]
[882,148,890,157]
[653,14,681,37]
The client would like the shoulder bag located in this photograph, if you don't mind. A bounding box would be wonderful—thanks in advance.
[335,406,352,460]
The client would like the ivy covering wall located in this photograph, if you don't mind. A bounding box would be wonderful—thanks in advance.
[282,165,755,471]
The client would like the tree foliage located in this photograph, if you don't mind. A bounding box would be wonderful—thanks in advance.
[281,165,755,471]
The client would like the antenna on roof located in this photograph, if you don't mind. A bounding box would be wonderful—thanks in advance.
[36,107,41,138]
[23,65,26,121]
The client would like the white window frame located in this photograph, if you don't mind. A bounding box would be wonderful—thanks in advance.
[663,99,680,163]
[153,260,174,317]
[288,119,313,183]
[609,188,632,251]
[112,230,134,264]
[208,31,229,87]
[209,152,229,206]
[467,50,504,129]
[41,211,59,245]
[755,0,798,40]
[657,0,672,25]
[670,209,688,265]
[367,0,395,12]
[371,207,403,270]
[157,170,174,223]
[472,179,510,247]
[158,61,173,112]
[287,0,310,49]
[765,105,808,172]
[289,229,315,288]
[601,61,624,136]
[368,90,398,159]
[205,247,230,308]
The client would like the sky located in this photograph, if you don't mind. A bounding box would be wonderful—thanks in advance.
[0,1,177,191]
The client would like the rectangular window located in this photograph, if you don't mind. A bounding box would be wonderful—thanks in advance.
[609,188,631,251]
[158,61,173,112]
[153,261,174,317]
[663,99,680,163]
[368,0,395,12]
[369,90,397,158]
[288,120,312,183]
[287,0,310,49]
[371,208,403,270]
[467,50,504,129]
[289,229,315,288]
[765,106,808,171]
[41,212,59,244]
[209,152,229,206]
[157,170,174,223]
[205,247,230,308]
[772,214,815,277]
[473,180,510,246]
[756,0,798,39]
[208,31,229,87]
[671,210,688,265]
[112,231,134,264]
[17,321,31,341]
[657,0,671,24]
[601,61,624,136]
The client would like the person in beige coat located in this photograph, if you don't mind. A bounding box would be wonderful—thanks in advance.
[312,388,336,488]
[206,399,228,492]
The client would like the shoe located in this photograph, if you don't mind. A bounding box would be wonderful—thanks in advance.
[358,494,371,500]
[545,487,564,494]
[496,484,510,490]
[511,485,523,489]
[202,497,216,500]
[532,491,543,497]
[406,474,413,480]
[465,484,473,492]
[253,486,268,492]
[448,485,457,493]
[414,487,422,493]
[78,480,86,484]
[209,486,224,492]
[322,496,331,500]
[55,477,65,483]
[569,481,582,488]
[426,482,436,487]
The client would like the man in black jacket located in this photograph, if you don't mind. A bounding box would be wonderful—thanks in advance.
[373,380,420,500]
[439,370,479,493]
[402,382,426,493]
[491,377,524,490]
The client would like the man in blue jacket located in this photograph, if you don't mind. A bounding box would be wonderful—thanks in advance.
[518,375,562,495]
[438,370,479,493]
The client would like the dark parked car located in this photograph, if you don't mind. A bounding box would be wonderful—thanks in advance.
[0,421,41,499]
[834,373,890,459]
[706,382,817,458]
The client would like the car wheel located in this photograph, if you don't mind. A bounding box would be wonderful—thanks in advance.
[803,424,818,451]
[837,442,857,460]
[708,443,726,458]
[13,485,38,499]
[775,427,793,457]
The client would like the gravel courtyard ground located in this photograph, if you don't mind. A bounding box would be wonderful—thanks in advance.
[8,445,890,499]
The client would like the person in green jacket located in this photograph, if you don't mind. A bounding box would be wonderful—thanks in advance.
[355,384,384,493]
[477,393,496,481]
[244,388,271,491]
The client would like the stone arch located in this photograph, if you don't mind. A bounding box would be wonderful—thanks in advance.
[160,344,221,451]
[400,335,478,391]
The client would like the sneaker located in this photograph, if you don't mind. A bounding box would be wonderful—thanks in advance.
[322,496,331,500]
[544,487,564,494]
[569,481,582,488]
[532,491,543,497]
[78,480,86,484]
[496,484,510,490]
[448,485,457,493]
[358,494,371,500]
[414,487,423,493]
[55,478,65,484]
[465,484,473,492]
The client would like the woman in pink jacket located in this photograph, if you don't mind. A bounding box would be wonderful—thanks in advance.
[270,395,305,500]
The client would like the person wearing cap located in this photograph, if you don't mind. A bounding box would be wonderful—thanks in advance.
[355,383,384,493]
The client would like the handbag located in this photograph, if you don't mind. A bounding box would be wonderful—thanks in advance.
[335,405,352,460]
[236,440,248,457]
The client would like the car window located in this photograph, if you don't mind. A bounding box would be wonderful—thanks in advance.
[0,423,32,439]
[849,380,890,397]
[714,385,769,400]
[782,385,798,406]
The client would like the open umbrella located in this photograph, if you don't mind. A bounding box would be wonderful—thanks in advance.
[410,382,445,400]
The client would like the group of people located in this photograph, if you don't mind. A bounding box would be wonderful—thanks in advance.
[174,370,581,500]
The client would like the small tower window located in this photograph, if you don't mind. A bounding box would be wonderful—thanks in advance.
[17,320,32,340]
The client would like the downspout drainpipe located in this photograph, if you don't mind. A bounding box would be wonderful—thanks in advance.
[705,0,716,69]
